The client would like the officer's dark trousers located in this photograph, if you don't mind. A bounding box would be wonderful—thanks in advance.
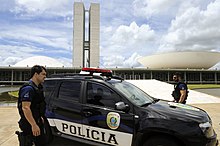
[18,120,46,146]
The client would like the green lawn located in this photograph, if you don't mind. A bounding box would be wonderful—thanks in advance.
[6,84,220,98]
[8,90,19,98]
[188,84,220,90]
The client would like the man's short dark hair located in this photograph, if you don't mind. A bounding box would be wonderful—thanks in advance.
[173,72,182,78]
[30,65,46,78]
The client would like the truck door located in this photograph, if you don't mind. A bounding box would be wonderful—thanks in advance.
[47,81,84,139]
[82,82,135,146]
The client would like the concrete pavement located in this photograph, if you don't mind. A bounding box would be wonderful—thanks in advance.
[0,80,220,146]
[0,107,89,146]
[0,107,19,146]
[127,80,220,104]
[0,103,219,146]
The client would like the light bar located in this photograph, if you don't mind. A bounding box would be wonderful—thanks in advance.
[82,68,112,73]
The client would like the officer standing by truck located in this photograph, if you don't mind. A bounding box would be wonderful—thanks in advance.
[172,72,188,104]
[17,65,47,146]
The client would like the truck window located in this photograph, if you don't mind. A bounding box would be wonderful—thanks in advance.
[44,80,57,97]
[58,81,81,102]
[87,82,120,108]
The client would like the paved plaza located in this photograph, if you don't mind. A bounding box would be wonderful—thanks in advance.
[0,80,220,146]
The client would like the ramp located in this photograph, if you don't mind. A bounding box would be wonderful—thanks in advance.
[127,80,220,104]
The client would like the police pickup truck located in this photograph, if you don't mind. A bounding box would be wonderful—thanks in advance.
[43,68,218,146]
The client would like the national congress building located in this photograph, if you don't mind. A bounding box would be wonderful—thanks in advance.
[0,2,220,85]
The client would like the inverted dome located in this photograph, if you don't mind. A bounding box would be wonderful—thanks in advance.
[138,51,220,69]
[14,56,64,67]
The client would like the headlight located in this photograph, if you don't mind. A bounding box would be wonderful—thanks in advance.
[199,122,214,138]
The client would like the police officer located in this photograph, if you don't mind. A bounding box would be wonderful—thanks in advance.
[172,72,188,104]
[17,65,47,146]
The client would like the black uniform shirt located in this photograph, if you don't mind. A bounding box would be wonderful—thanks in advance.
[19,85,35,102]
[18,80,44,121]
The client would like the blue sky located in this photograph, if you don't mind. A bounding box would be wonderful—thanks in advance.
[0,0,220,68]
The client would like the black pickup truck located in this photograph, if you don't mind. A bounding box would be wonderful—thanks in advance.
[43,68,218,146]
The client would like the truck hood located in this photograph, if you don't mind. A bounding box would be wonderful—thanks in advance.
[143,100,210,123]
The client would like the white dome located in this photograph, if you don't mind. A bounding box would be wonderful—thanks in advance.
[138,51,220,69]
[14,56,64,67]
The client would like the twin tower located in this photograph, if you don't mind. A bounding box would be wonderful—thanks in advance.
[73,2,100,67]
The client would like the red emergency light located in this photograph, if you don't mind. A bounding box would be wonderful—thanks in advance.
[81,68,112,77]
[82,68,112,73]
[81,67,123,80]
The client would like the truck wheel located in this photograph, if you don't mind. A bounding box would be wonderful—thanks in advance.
[143,136,179,146]
[44,118,53,144]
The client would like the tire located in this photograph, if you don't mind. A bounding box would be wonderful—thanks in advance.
[143,136,180,146]
[43,118,53,144]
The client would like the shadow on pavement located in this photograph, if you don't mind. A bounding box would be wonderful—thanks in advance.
[48,136,92,146]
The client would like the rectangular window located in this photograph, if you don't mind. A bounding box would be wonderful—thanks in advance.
[87,82,120,108]
[43,80,57,98]
[58,81,81,102]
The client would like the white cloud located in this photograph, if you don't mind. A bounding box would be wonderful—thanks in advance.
[12,0,73,18]
[0,54,72,67]
[102,55,125,68]
[102,52,142,68]
[123,53,142,67]
[132,0,215,19]
[0,45,42,55]
[1,0,219,69]
[0,44,43,66]
[0,1,73,67]
[158,0,220,52]
[101,21,157,67]
[100,0,134,26]
[0,43,72,67]
[0,0,16,12]
[1,57,22,66]
[112,21,155,43]
[57,57,72,67]
[0,22,72,51]
[133,0,178,18]
[102,21,156,57]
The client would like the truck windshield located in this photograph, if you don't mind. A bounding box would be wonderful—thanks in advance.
[111,81,154,106]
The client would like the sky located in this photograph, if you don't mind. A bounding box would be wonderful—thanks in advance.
[0,0,220,68]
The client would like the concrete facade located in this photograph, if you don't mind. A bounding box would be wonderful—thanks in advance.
[0,67,220,85]
[73,2,85,67]
[89,3,100,67]
[73,2,100,67]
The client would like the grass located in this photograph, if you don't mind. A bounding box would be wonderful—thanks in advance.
[5,84,220,98]
[8,90,19,98]
[0,91,18,102]
[188,84,220,90]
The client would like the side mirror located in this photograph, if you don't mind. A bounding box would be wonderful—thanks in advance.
[115,102,130,112]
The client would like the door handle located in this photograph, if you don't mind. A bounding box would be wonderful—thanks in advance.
[83,111,93,117]
[51,106,58,111]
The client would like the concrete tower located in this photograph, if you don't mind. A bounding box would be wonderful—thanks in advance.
[73,2,100,67]
[73,2,84,67]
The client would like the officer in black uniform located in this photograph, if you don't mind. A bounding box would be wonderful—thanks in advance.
[17,65,47,146]
[172,72,188,104]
